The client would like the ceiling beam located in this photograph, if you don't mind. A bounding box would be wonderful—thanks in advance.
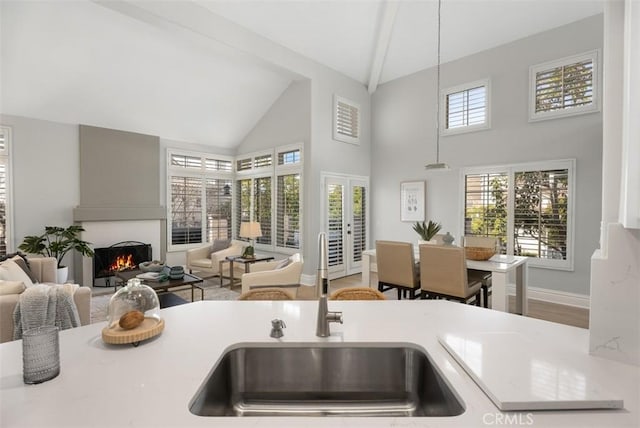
[367,1,399,94]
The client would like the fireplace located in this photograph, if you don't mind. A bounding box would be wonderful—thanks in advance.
[93,241,152,286]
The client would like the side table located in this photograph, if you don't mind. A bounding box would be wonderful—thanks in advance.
[220,255,275,288]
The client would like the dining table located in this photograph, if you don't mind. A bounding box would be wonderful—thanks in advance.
[361,248,528,315]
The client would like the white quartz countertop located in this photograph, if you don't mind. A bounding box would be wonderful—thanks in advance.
[1,300,638,427]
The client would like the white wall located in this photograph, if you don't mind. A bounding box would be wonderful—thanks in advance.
[0,114,80,274]
[371,15,604,297]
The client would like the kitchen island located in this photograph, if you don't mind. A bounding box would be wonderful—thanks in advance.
[1,300,638,427]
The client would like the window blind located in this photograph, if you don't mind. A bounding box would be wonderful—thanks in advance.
[171,154,202,170]
[205,178,232,242]
[327,183,344,267]
[351,185,366,263]
[254,154,272,169]
[236,179,251,239]
[535,59,593,113]
[276,174,300,249]
[236,158,252,172]
[170,176,202,245]
[205,158,232,172]
[464,172,508,249]
[334,96,360,144]
[0,162,6,256]
[514,169,569,260]
[254,177,272,245]
[446,85,486,129]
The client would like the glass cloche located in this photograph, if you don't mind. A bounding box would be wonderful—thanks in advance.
[107,278,161,329]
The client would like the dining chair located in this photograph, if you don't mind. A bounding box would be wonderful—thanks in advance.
[375,240,420,300]
[237,288,294,301]
[419,244,482,305]
[329,287,387,300]
[462,235,499,308]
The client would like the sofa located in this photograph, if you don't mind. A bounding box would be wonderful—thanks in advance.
[186,239,247,280]
[241,253,303,295]
[0,257,91,343]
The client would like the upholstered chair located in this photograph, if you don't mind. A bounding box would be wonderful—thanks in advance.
[240,253,303,295]
[419,244,482,305]
[186,239,246,280]
[375,240,420,300]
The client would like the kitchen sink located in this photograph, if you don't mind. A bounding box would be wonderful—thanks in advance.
[189,343,464,417]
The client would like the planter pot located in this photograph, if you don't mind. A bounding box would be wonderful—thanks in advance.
[418,239,437,246]
[56,267,69,284]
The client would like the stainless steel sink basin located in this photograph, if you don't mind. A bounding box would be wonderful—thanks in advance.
[189,343,464,417]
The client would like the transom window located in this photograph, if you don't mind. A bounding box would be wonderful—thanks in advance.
[441,79,490,136]
[333,95,360,145]
[462,159,574,270]
[529,50,599,121]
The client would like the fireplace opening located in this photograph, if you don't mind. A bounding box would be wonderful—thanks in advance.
[93,241,152,286]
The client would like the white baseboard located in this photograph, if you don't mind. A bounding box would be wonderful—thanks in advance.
[507,284,590,309]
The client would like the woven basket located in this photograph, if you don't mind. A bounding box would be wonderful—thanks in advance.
[465,247,495,261]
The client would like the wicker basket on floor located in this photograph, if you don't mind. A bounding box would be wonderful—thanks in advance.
[465,247,495,261]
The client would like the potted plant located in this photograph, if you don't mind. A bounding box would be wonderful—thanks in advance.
[19,225,95,283]
[412,220,442,244]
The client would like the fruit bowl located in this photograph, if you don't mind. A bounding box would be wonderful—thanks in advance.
[139,260,165,272]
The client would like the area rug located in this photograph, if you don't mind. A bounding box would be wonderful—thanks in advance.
[90,278,240,324]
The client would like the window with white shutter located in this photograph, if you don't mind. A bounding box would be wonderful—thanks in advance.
[167,149,234,249]
[0,127,10,256]
[276,174,300,249]
[333,95,360,145]
[529,50,599,121]
[462,160,574,270]
[442,79,490,135]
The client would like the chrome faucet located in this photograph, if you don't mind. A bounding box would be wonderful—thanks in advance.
[316,232,343,337]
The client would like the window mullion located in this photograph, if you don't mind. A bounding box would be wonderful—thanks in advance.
[506,169,516,257]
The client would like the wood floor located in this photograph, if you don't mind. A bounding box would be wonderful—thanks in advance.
[323,273,590,329]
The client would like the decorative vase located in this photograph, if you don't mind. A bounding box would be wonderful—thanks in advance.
[56,266,68,284]
[442,232,455,245]
[418,239,437,246]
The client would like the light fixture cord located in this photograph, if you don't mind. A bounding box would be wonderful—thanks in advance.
[436,0,441,164]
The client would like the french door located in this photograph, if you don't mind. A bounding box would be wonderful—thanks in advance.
[322,173,369,280]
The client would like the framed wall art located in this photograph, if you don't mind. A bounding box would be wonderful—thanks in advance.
[400,181,425,222]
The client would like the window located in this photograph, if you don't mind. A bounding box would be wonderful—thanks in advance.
[529,50,599,121]
[167,150,233,249]
[333,95,360,145]
[0,127,11,257]
[441,79,490,135]
[463,159,574,270]
[234,145,302,253]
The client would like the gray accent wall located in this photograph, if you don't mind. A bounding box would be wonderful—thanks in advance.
[73,125,164,221]
[371,15,604,296]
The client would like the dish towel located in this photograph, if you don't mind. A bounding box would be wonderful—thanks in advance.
[13,283,80,340]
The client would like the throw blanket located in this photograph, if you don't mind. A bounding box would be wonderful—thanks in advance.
[13,283,80,340]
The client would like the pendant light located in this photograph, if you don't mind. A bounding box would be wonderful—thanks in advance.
[425,0,449,170]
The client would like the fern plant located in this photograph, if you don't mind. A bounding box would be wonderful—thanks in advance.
[412,220,442,241]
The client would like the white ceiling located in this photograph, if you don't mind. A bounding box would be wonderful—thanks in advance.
[0,0,604,149]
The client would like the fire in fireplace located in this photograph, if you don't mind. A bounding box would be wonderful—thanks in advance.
[93,241,152,284]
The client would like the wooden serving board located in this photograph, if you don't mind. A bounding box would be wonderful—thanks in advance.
[102,317,165,345]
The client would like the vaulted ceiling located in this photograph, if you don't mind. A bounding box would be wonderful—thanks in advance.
[0,0,604,149]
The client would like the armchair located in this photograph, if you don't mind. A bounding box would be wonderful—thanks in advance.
[241,253,303,295]
[0,257,91,343]
[186,240,246,280]
[419,244,482,305]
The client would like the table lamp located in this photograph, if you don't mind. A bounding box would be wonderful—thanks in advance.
[240,221,262,258]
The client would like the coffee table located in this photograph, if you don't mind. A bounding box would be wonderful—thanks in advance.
[116,269,205,302]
